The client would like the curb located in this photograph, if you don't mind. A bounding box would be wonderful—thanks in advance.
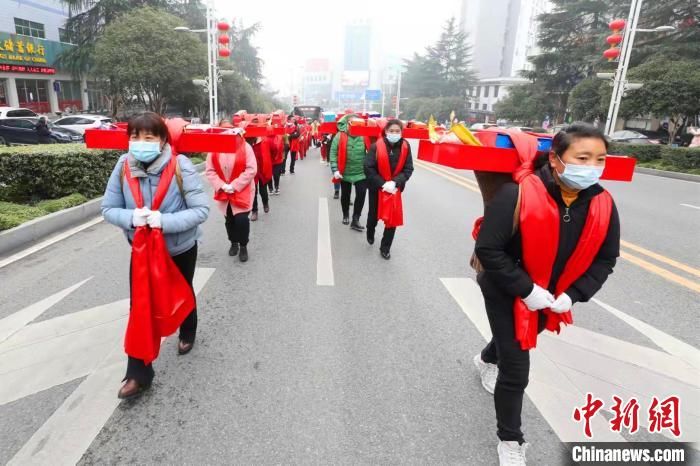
[635,167,700,183]
[0,162,206,258]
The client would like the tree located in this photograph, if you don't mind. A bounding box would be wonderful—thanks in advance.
[93,7,207,115]
[402,17,476,99]
[622,55,700,145]
[569,78,611,123]
[494,85,555,127]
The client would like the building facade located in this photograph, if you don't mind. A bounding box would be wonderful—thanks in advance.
[467,76,528,123]
[302,58,333,106]
[0,0,99,114]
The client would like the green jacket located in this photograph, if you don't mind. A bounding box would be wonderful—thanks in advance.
[330,114,367,183]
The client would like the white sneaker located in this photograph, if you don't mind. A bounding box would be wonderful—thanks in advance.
[498,441,529,466]
[473,354,497,394]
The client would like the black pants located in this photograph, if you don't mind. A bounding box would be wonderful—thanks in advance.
[477,273,546,444]
[287,151,297,173]
[126,243,198,385]
[367,188,397,253]
[340,179,367,220]
[271,163,283,190]
[225,204,250,246]
[252,180,269,212]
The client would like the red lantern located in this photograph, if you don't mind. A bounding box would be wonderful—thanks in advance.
[606,34,623,46]
[218,47,230,58]
[218,35,230,45]
[217,22,230,32]
[609,19,626,31]
[603,48,621,60]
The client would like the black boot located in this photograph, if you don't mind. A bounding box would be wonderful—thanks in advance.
[350,218,364,232]
[228,242,239,256]
[333,191,339,200]
[380,248,391,260]
[366,228,375,245]
[239,245,249,262]
[342,216,350,225]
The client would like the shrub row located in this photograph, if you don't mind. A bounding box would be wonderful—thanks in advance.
[608,143,700,170]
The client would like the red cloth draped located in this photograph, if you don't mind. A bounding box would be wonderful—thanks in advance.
[376,138,408,227]
[211,145,247,207]
[473,130,613,350]
[253,138,273,184]
[332,132,349,184]
[271,135,285,165]
[124,156,195,364]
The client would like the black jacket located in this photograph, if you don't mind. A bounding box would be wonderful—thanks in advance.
[364,138,414,191]
[474,165,620,304]
[35,120,51,137]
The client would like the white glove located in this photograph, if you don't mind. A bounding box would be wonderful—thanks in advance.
[550,293,573,314]
[522,284,555,311]
[222,183,235,193]
[146,210,162,229]
[333,171,343,180]
[382,180,397,193]
[132,207,151,228]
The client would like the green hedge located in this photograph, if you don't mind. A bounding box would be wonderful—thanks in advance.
[0,193,88,230]
[0,144,122,203]
[660,146,700,170]
[608,143,661,162]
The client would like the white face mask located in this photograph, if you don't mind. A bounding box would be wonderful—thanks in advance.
[556,156,604,190]
[386,133,402,144]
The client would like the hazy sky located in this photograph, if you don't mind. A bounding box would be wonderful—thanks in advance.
[215,0,462,94]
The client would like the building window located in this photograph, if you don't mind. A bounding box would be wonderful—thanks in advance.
[494,86,500,98]
[59,28,73,44]
[484,86,490,98]
[14,18,45,39]
[15,78,50,113]
[476,86,481,98]
[482,104,488,111]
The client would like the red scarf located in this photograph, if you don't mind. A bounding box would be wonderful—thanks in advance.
[253,138,273,184]
[124,156,195,364]
[332,132,370,184]
[376,138,408,227]
[211,145,247,207]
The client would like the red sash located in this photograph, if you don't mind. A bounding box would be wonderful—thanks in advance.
[376,138,408,228]
[253,138,273,184]
[332,133,370,184]
[211,145,247,207]
[124,157,195,364]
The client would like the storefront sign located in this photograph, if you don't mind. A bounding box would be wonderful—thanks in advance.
[0,63,56,74]
[0,32,72,70]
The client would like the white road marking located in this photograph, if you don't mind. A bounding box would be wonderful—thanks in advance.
[680,203,700,210]
[6,268,216,465]
[317,197,335,286]
[0,277,91,344]
[0,217,104,269]
[442,277,700,444]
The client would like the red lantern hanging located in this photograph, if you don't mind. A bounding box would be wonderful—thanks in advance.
[603,48,621,60]
[217,22,230,32]
[609,19,626,31]
[606,34,623,46]
[218,34,230,45]
[218,47,231,58]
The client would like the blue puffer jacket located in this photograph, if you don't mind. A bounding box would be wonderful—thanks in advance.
[102,144,210,256]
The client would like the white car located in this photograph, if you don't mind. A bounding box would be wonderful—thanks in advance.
[52,114,113,135]
[0,107,39,118]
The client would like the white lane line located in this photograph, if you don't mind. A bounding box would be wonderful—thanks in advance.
[680,203,700,210]
[0,277,91,344]
[0,216,104,269]
[593,298,700,370]
[8,267,216,466]
[317,197,335,286]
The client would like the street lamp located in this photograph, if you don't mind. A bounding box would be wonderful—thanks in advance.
[603,0,676,135]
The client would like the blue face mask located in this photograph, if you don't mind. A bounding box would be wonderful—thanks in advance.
[129,141,161,163]
[386,133,402,144]
[557,156,604,190]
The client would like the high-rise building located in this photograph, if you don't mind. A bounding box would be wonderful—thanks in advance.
[302,59,333,106]
[338,19,371,106]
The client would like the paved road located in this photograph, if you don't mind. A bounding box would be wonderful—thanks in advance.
[1,148,698,465]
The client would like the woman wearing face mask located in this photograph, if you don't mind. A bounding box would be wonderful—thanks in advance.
[101,112,210,399]
[471,123,620,465]
[205,128,257,262]
[364,119,414,260]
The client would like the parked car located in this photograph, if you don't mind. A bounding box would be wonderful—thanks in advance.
[0,106,39,119]
[52,114,113,135]
[610,130,660,144]
[0,118,83,145]
[469,123,498,131]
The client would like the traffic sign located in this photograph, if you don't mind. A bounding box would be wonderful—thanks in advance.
[364,89,382,101]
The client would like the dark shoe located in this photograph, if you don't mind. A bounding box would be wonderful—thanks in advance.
[228,243,239,256]
[333,192,339,200]
[342,216,350,225]
[350,219,365,232]
[178,339,194,355]
[118,379,150,400]
[290,171,295,175]
[239,246,249,262]
[251,212,258,221]
[366,229,375,245]
[263,204,270,213]
[380,249,391,260]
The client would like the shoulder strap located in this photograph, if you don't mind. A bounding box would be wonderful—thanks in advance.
[512,185,521,236]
